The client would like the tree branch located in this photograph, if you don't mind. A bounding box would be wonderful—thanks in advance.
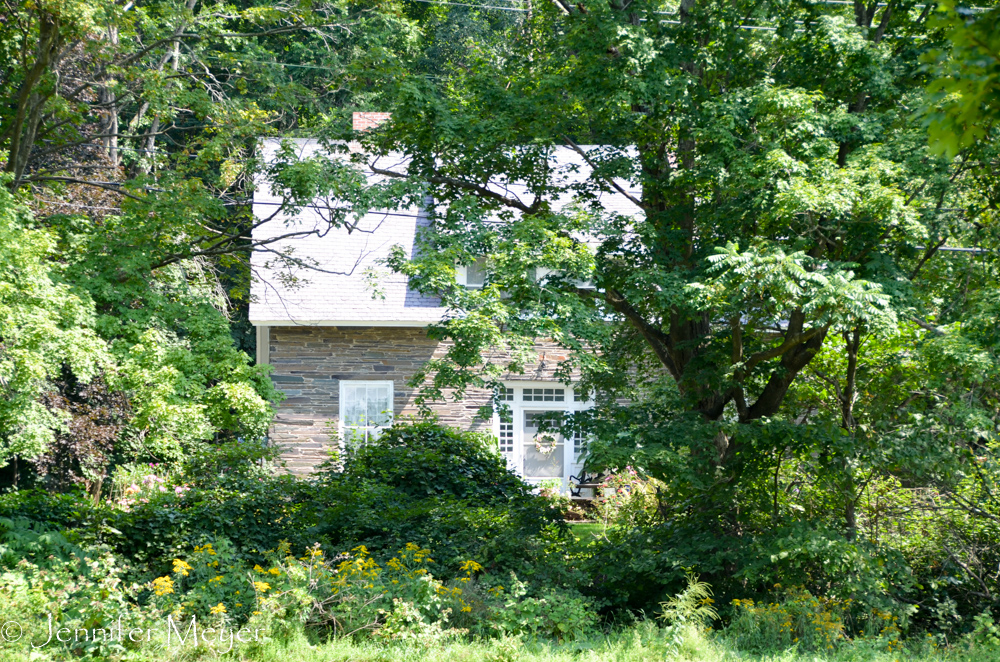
[562,136,645,210]
[369,165,543,215]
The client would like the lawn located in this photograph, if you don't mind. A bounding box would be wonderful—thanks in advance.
[569,521,606,544]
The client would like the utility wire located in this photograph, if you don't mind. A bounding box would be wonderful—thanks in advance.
[408,0,529,10]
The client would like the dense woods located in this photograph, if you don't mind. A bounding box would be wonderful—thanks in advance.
[1,0,1000,660]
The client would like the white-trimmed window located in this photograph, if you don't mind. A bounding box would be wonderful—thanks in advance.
[523,388,565,402]
[498,415,515,457]
[339,380,393,448]
[457,257,488,289]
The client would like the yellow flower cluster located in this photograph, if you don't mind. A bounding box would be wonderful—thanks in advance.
[731,587,846,651]
[172,559,193,576]
[157,540,484,631]
[868,607,902,651]
[192,543,219,567]
[152,576,174,596]
[460,559,483,573]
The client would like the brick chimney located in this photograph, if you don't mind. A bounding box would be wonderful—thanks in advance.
[353,112,391,132]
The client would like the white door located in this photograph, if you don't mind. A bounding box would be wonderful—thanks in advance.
[522,410,565,481]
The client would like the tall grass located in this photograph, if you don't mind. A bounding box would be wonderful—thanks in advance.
[4,620,996,662]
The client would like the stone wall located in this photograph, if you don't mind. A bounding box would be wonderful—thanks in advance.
[265,325,574,474]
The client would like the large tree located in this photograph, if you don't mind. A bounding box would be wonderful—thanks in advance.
[0,0,422,483]
[299,0,1000,523]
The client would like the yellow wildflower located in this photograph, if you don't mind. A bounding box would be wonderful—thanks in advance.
[254,564,265,573]
[152,576,174,596]
[210,603,227,615]
[460,559,483,573]
[172,559,193,576]
[253,581,271,593]
[268,567,281,576]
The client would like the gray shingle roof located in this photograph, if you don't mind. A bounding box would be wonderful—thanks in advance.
[250,139,641,325]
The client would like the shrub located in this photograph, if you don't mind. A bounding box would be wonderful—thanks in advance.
[0,516,84,568]
[315,478,571,585]
[343,421,530,503]
[115,474,320,568]
[582,518,916,618]
[490,575,598,641]
[0,551,149,658]
[151,538,485,640]
[181,438,284,489]
[314,421,571,584]
[725,587,850,652]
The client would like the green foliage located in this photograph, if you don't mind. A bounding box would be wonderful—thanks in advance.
[658,572,719,629]
[310,422,572,586]
[321,0,1000,541]
[924,3,1000,157]
[491,575,598,642]
[0,182,277,480]
[0,517,83,569]
[344,420,531,503]
[0,183,107,466]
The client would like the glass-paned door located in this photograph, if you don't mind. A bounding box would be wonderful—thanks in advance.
[340,381,393,449]
[522,410,565,479]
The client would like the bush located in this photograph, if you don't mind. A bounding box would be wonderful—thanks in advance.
[314,477,572,585]
[491,575,598,641]
[115,473,321,569]
[343,421,530,503]
[0,516,84,568]
[313,421,573,585]
[150,538,487,640]
[583,518,916,618]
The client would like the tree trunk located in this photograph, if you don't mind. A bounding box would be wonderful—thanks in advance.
[4,12,64,188]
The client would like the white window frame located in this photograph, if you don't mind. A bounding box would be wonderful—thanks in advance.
[491,381,593,492]
[529,267,595,290]
[338,380,394,450]
[456,257,488,289]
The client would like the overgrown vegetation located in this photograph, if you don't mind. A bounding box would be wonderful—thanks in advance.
[3,0,1000,659]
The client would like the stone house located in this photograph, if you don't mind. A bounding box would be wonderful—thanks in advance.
[249,114,640,485]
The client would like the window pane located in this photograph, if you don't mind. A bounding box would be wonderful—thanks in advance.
[523,410,564,478]
[466,257,487,286]
[523,443,564,477]
[523,388,564,402]
[342,383,366,426]
[344,426,368,450]
[499,420,514,455]
[367,383,393,427]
